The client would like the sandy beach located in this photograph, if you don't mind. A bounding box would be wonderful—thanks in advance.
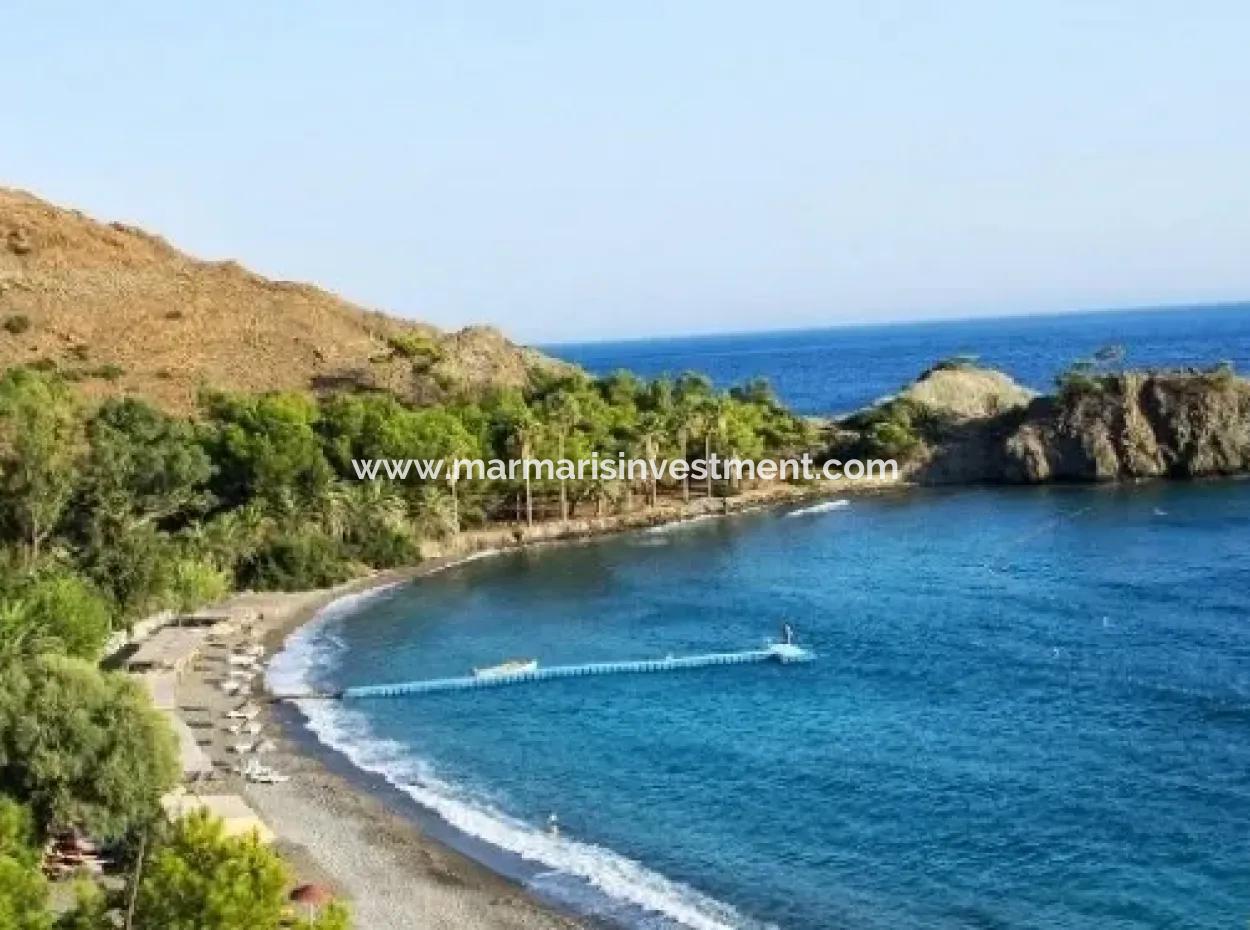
[170,481,895,929]
[171,567,586,930]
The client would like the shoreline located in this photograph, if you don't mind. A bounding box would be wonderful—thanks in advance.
[176,481,892,929]
[178,563,590,930]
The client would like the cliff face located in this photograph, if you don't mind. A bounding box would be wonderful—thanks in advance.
[1000,371,1250,482]
[0,187,571,413]
[837,365,1250,485]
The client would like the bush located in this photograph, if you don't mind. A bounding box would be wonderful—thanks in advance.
[386,333,443,370]
[166,559,229,613]
[135,810,350,930]
[86,364,124,382]
[1,317,30,336]
[0,655,178,839]
[4,571,114,660]
[1206,360,1236,386]
[0,797,49,930]
[348,525,420,568]
[238,530,354,591]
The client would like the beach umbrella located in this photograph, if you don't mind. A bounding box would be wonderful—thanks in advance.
[290,883,333,919]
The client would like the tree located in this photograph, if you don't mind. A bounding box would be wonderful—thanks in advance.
[0,571,113,660]
[166,558,230,614]
[203,393,332,511]
[672,373,713,504]
[0,368,82,566]
[542,393,581,522]
[0,796,52,930]
[0,656,178,839]
[53,880,110,930]
[632,413,665,508]
[134,811,349,930]
[506,412,538,528]
[78,398,213,534]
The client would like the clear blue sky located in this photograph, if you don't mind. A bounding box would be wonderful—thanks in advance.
[9,1,1250,342]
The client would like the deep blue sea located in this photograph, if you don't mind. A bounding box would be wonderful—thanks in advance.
[546,303,1250,416]
[271,305,1250,930]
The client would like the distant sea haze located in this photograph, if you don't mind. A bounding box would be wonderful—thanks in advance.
[545,303,1250,416]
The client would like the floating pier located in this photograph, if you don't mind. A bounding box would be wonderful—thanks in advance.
[326,643,813,701]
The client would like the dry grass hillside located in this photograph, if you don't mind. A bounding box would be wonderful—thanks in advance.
[0,187,568,412]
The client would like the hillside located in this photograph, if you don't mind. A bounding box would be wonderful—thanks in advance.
[0,187,567,412]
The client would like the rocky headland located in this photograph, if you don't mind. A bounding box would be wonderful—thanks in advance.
[833,361,1250,485]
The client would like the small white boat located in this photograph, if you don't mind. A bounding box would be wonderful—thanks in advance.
[472,659,538,680]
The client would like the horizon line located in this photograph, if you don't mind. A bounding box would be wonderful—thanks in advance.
[536,298,1250,350]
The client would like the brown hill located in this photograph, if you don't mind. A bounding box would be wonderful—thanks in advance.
[0,187,568,412]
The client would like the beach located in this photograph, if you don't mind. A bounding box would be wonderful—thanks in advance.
[174,571,587,930]
[170,480,890,929]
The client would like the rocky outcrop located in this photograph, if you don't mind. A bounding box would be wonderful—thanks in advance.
[835,365,1250,486]
[999,371,1250,482]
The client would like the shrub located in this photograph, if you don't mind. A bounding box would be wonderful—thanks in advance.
[5,570,114,660]
[166,559,229,613]
[0,797,49,930]
[87,364,124,382]
[1055,361,1102,403]
[0,655,178,839]
[1,317,30,336]
[1206,360,1236,386]
[238,530,354,591]
[135,810,351,930]
[386,333,443,370]
[348,525,420,568]
[923,354,979,375]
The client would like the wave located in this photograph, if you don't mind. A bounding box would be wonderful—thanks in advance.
[265,581,402,695]
[785,499,850,517]
[270,589,770,930]
[641,514,719,535]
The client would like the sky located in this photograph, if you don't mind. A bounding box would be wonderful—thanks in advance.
[8,1,1250,343]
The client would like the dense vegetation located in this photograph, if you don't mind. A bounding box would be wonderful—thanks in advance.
[0,362,812,925]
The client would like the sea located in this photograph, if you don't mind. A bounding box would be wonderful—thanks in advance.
[549,303,1250,416]
[269,303,1250,930]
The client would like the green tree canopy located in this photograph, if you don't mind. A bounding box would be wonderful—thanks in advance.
[0,570,112,660]
[0,797,50,930]
[203,392,332,510]
[78,398,213,533]
[0,655,178,839]
[0,368,83,566]
[135,811,349,930]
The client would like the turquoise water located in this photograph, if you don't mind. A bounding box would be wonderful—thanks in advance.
[273,481,1250,929]
[547,304,1250,415]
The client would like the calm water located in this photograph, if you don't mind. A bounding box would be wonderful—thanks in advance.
[546,304,1250,415]
[273,483,1250,930]
[271,305,1250,929]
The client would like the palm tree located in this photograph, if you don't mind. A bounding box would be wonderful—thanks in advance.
[412,484,458,539]
[0,598,61,658]
[633,413,665,508]
[706,396,731,498]
[543,393,581,523]
[507,413,538,528]
[672,373,713,505]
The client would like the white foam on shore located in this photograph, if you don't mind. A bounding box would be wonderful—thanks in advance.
[785,499,850,517]
[269,588,771,930]
[641,514,719,535]
[265,583,403,695]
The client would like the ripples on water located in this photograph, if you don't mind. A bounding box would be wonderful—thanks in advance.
[272,482,1250,929]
